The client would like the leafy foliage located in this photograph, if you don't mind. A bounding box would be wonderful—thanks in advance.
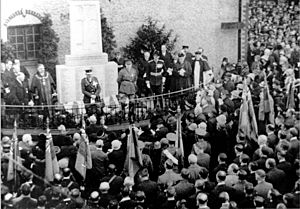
[37,13,59,81]
[1,39,16,62]
[101,12,117,60]
[125,17,178,61]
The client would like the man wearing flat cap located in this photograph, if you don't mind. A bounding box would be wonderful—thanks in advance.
[81,68,101,115]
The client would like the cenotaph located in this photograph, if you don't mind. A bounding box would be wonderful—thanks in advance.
[56,0,118,104]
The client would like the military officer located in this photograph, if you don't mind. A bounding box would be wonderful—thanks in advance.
[146,50,166,95]
[81,68,102,115]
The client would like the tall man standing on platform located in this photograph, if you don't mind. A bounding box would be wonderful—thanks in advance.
[81,68,101,116]
[146,50,166,108]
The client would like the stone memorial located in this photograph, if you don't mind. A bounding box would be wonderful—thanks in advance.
[56,0,118,104]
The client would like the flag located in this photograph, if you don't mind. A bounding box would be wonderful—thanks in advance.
[7,121,21,182]
[75,133,92,179]
[125,125,143,178]
[176,112,184,158]
[45,135,60,182]
[286,78,295,109]
[258,72,275,124]
[238,80,258,142]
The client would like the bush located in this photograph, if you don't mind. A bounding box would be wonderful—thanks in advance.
[1,39,16,62]
[37,13,59,81]
[101,12,117,60]
[125,17,178,61]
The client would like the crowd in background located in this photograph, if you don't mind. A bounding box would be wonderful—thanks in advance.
[1,0,300,209]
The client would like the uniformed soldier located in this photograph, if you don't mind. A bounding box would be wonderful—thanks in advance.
[146,50,166,96]
[81,68,102,116]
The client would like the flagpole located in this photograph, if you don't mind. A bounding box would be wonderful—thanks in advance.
[13,120,18,192]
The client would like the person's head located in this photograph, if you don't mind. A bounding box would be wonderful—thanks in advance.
[216,171,227,183]
[219,192,230,203]
[196,193,208,206]
[178,52,185,63]
[234,143,244,155]
[255,169,266,182]
[199,167,209,180]
[218,153,227,164]
[266,124,275,134]
[37,195,47,207]
[182,45,189,52]
[139,168,149,181]
[144,51,150,61]
[166,186,176,198]
[240,154,250,165]
[99,182,110,194]
[161,44,167,52]
[181,168,190,180]
[89,191,100,203]
[238,169,248,181]
[165,159,174,170]
[20,183,31,196]
[227,163,239,175]
[107,164,117,175]
[12,64,20,75]
[258,135,268,146]
[254,196,265,208]
[37,63,45,74]
[153,51,160,61]
[195,49,202,60]
[124,58,133,70]
[265,158,276,170]
[5,60,12,70]
[188,154,197,165]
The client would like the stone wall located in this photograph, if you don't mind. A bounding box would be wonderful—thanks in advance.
[1,0,239,68]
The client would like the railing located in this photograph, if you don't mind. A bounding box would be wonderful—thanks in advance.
[1,86,198,129]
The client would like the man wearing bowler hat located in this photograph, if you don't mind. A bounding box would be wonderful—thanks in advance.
[81,67,102,115]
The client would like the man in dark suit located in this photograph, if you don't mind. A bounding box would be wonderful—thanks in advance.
[100,164,123,197]
[146,50,166,96]
[211,153,228,182]
[254,169,273,199]
[137,51,151,97]
[157,159,182,186]
[287,127,300,162]
[182,45,193,64]
[265,158,287,194]
[266,124,278,149]
[12,183,37,209]
[7,72,31,105]
[161,187,177,209]
[191,49,210,88]
[174,168,195,200]
[209,171,236,208]
[135,168,159,209]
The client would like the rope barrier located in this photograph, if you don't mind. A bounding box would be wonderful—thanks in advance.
[1,84,203,108]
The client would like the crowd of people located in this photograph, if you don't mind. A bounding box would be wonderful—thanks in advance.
[1,0,300,209]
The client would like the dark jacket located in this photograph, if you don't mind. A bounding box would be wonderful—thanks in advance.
[136,179,159,207]
[7,78,30,105]
[266,167,287,193]
[174,61,192,90]
[174,179,195,200]
[108,149,125,174]
[146,59,166,86]
[191,59,210,85]
[12,196,37,209]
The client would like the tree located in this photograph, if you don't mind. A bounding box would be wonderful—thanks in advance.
[37,13,59,81]
[101,12,117,60]
[125,17,178,61]
[1,39,16,62]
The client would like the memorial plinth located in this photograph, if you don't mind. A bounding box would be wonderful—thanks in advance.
[56,0,118,104]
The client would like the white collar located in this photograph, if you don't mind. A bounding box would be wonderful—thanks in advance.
[120,196,131,202]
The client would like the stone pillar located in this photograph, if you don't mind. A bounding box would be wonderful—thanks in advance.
[56,0,118,104]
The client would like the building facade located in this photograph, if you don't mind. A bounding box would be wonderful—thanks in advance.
[1,0,240,80]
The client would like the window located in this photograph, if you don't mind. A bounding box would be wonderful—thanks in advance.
[7,24,41,60]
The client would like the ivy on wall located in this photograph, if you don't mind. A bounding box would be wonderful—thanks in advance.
[37,13,59,81]
[101,11,117,60]
[1,39,16,62]
[125,17,178,61]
